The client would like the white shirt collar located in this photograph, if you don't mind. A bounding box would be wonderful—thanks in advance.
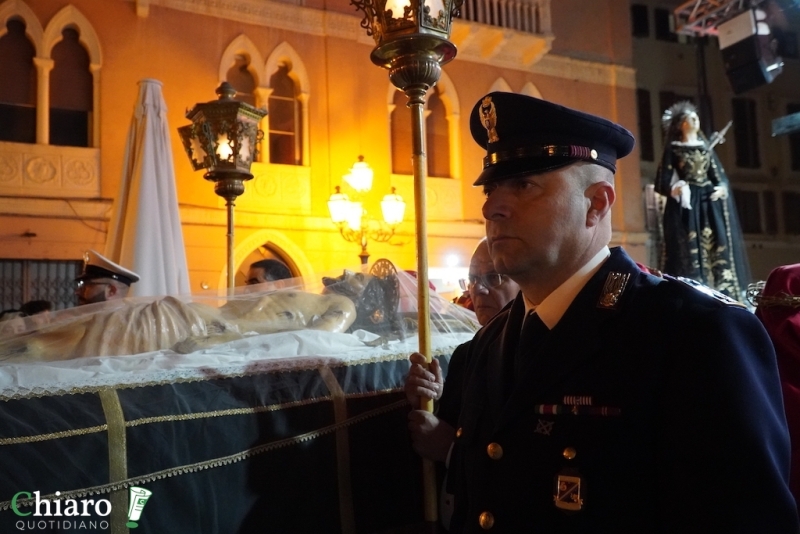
[524,246,610,330]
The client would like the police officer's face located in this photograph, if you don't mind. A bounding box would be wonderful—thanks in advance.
[482,165,591,288]
[468,241,520,325]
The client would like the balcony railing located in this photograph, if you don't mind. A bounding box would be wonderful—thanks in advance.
[458,0,550,34]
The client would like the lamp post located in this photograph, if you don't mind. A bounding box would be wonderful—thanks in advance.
[327,156,406,267]
[177,82,267,292]
[350,0,462,525]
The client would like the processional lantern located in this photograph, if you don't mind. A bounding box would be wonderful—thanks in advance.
[350,0,462,524]
[177,82,267,291]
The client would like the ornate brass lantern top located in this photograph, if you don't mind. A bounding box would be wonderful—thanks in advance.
[177,82,267,182]
[352,0,462,70]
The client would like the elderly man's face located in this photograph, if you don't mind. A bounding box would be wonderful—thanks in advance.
[75,279,114,305]
[482,165,590,288]
[246,267,267,286]
[468,242,520,325]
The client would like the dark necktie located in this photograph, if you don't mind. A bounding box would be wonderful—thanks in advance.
[515,311,550,375]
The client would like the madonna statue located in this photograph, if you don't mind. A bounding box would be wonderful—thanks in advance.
[655,101,751,300]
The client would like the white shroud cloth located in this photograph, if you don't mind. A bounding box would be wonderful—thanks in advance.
[106,78,191,297]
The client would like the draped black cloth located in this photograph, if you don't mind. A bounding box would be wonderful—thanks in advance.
[655,140,751,300]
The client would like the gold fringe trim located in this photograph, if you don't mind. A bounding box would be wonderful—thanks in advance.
[0,424,108,446]
[0,347,453,402]
[0,398,410,512]
[0,388,406,446]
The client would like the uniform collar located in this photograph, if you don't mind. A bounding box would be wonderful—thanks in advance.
[523,246,610,329]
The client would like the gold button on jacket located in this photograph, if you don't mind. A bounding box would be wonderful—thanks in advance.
[456,427,463,438]
[479,511,495,530]
[563,447,577,460]
[486,442,503,460]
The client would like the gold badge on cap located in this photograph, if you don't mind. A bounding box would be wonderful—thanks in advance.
[480,96,500,143]
[554,474,584,511]
[598,272,630,309]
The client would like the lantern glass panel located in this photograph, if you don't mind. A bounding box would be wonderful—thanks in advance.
[382,192,406,225]
[328,192,351,224]
[217,133,234,162]
[345,202,364,231]
[385,0,412,19]
[344,159,374,193]
[426,0,445,17]
[240,134,252,164]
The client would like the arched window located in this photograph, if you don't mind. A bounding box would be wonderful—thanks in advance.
[0,17,35,143]
[391,83,456,178]
[49,26,92,147]
[427,86,450,177]
[226,53,256,106]
[268,62,301,165]
[391,89,413,175]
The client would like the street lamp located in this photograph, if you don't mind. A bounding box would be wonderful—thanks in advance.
[327,156,405,266]
[350,0,462,523]
[177,82,267,291]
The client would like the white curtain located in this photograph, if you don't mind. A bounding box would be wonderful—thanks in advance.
[106,79,191,297]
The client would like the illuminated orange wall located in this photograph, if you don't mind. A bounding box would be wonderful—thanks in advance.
[4,0,643,293]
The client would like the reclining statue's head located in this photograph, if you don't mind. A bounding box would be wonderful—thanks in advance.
[322,270,398,333]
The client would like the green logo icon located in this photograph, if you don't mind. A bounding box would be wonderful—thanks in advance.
[126,487,152,528]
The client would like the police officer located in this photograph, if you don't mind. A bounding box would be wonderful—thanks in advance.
[431,93,799,532]
[74,250,140,305]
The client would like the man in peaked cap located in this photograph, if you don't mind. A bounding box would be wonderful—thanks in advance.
[407,92,798,532]
[74,250,140,305]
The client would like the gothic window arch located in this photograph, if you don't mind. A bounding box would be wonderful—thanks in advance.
[264,42,309,166]
[0,17,36,142]
[219,34,265,107]
[520,81,543,99]
[489,77,512,93]
[49,26,92,147]
[42,5,101,147]
[0,0,43,144]
[389,69,461,179]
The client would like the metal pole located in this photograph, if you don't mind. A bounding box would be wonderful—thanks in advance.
[406,83,437,524]
[226,198,235,294]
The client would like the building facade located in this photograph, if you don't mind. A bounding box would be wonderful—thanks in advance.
[0,0,643,308]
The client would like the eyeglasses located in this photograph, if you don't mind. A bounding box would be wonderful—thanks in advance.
[459,273,509,291]
[74,280,110,292]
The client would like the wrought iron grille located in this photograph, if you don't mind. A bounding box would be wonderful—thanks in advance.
[0,259,82,312]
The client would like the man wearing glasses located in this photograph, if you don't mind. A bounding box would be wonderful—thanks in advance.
[406,238,520,526]
[407,239,521,450]
[458,238,520,327]
[74,250,140,306]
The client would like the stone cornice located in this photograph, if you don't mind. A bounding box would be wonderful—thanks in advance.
[532,54,637,90]
[0,196,112,219]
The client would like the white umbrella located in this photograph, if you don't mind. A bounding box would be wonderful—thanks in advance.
[105,79,191,297]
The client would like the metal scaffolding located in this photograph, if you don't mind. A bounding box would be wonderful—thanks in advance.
[674,0,751,36]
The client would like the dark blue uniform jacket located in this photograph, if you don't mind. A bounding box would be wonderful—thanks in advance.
[448,247,799,533]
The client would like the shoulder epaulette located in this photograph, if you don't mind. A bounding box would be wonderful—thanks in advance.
[668,275,748,309]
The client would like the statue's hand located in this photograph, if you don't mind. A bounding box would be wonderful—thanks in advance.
[710,185,728,201]
[671,180,692,209]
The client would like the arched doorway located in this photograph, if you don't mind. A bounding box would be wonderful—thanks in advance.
[236,244,297,286]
